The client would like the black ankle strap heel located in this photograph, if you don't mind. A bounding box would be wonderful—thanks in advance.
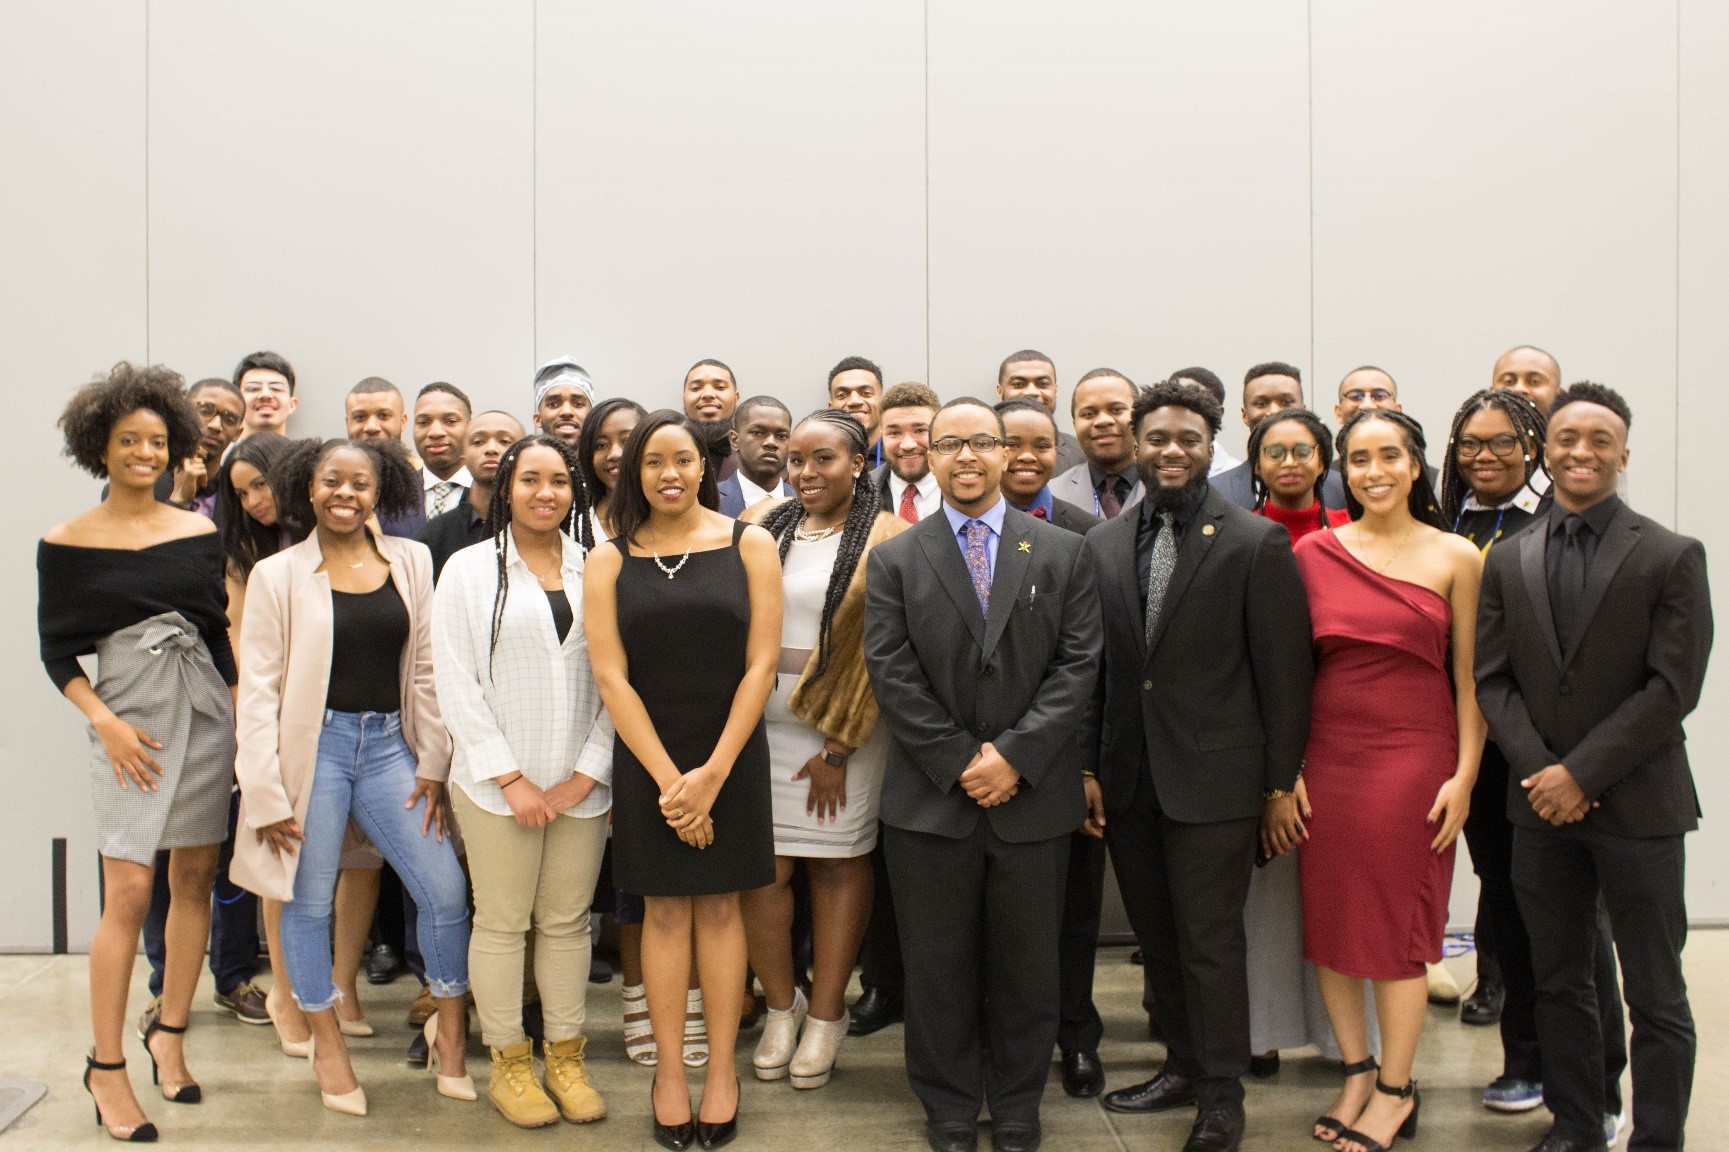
[83,1053,159,1143]
[1311,1057,1378,1143]
[141,1019,201,1104]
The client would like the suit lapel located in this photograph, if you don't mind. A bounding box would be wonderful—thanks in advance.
[1101,515,1148,662]
[1519,524,1564,667]
[981,509,1034,661]
[1146,492,1223,655]
[1562,505,1640,667]
[916,516,987,649]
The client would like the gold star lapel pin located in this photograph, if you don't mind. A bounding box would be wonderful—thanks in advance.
[1017,539,1032,553]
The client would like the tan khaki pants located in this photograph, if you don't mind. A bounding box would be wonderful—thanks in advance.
[453,788,608,1048]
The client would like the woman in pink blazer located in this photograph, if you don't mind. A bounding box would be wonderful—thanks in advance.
[231,438,471,1117]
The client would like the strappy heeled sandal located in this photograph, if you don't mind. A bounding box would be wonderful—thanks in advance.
[83,1053,158,1142]
[1313,1056,1377,1143]
[1334,1077,1420,1152]
[141,1019,201,1103]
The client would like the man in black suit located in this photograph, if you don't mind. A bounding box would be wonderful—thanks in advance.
[1476,382,1712,1152]
[716,395,791,517]
[1210,361,1346,510]
[864,397,1101,1152]
[995,398,1108,1095]
[1088,380,1314,1152]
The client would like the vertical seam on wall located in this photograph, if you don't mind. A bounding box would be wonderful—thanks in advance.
[1674,0,1682,529]
[919,0,933,385]
[1305,0,1315,379]
[143,0,151,364]
[532,0,538,369]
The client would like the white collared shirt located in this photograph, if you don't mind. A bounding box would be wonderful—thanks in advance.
[424,465,473,517]
[431,528,612,819]
[737,471,791,510]
[887,471,941,521]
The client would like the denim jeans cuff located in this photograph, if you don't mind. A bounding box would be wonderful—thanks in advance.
[426,978,469,1000]
[293,987,343,1014]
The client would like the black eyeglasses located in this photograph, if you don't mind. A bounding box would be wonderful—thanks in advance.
[1342,389,1394,405]
[932,434,1004,455]
[1456,434,1521,459]
[1260,443,1317,464]
[195,403,243,430]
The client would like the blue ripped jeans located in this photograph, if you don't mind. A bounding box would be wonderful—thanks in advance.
[280,710,469,1010]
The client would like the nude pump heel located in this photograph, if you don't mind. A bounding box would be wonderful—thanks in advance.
[424,1017,477,1101]
[307,1036,368,1117]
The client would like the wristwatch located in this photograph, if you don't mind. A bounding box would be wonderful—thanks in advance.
[820,748,848,768]
[1264,788,1292,801]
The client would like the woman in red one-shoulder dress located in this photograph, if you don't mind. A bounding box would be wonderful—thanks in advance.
[1294,410,1485,1152]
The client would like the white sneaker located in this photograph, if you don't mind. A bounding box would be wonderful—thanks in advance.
[1603,1109,1628,1147]
[752,988,808,1081]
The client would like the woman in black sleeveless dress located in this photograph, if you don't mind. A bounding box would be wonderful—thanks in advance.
[585,410,781,1151]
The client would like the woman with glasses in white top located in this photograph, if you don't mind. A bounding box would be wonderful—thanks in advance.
[433,434,615,1130]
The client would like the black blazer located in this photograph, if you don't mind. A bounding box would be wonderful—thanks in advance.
[1475,501,1712,837]
[1048,498,1100,536]
[1085,487,1314,823]
[864,504,1102,843]
[1211,460,1345,512]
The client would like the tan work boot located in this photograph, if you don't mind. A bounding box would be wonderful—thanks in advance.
[488,1042,559,1129]
[542,1036,607,1123]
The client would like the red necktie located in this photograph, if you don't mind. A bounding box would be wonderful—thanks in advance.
[897,483,919,524]
[1029,505,1049,520]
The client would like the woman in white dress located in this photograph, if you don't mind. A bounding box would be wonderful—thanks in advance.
[738,409,908,1089]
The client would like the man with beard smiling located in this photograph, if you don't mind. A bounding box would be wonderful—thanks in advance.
[532,357,595,446]
[1086,380,1313,1152]
[864,397,1100,1152]
[683,357,742,483]
[1051,369,1144,518]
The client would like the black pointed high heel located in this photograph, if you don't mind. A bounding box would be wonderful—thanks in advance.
[696,1076,739,1149]
[83,1053,159,1142]
[1313,1056,1377,1143]
[141,1019,202,1103]
[1334,1078,1419,1152]
[651,1077,695,1151]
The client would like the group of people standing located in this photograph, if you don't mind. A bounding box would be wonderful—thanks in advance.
[39,343,1708,1152]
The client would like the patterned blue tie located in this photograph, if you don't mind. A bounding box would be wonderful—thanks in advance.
[963,520,992,617]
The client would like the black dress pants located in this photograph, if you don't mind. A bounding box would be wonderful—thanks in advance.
[857,828,904,998]
[1058,830,1106,1057]
[1465,747,1628,1102]
[1105,784,1256,1111]
[1513,823,1691,1150]
[885,821,1069,1125]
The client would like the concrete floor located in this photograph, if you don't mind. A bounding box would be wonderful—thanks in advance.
[4,937,1726,1150]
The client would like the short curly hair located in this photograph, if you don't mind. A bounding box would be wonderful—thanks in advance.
[1131,378,1224,438]
[58,362,202,479]
[268,437,422,539]
[1548,380,1632,434]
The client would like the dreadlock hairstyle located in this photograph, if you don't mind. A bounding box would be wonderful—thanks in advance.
[608,409,722,548]
[482,434,591,681]
[1438,388,1547,525]
[574,398,649,554]
[1335,409,1447,530]
[214,431,303,579]
[268,437,421,541]
[756,409,876,681]
[1245,407,1335,516]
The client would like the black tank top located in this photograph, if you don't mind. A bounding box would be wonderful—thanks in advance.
[326,580,409,713]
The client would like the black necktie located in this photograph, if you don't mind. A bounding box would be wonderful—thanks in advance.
[1552,515,1586,652]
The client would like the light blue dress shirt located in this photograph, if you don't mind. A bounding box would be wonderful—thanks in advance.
[942,495,1006,579]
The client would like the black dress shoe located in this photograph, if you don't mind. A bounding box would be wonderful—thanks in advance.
[1129,948,1144,965]
[652,1082,696,1151]
[1524,1134,1608,1152]
[1461,980,1505,1026]
[695,1077,738,1149]
[1182,1107,1245,1152]
[589,955,614,984]
[926,1120,978,1152]
[1248,1052,1280,1078]
[1061,1050,1104,1098]
[1102,1071,1195,1114]
[992,1120,1041,1152]
[366,943,402,985]
[848,987,903,1037]
[405,1029,429,1068]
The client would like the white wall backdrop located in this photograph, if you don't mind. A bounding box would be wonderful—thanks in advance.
[3,0,1722,949]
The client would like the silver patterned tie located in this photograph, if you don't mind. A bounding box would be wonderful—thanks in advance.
[1144,511,1176,644]
[429,481,458,517]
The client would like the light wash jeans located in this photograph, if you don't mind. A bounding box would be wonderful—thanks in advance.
[281,710,469,1010]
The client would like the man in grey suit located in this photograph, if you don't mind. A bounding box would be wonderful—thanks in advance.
[1210,361,1346,510]
[864,397,1102,1152]
[1049,368,1145,517]
[1476,383,1712,1152]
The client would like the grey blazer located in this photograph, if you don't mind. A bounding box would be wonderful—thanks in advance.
[864,504,1101,844]
[1050,462,1144,519]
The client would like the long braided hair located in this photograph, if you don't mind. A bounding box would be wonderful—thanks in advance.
[757,409,877,681]
[1438,388,1547,525]
[1335,409,1447,530]
[483,434,591,680]
[574,397,647,554]
[1245,407,1335,517]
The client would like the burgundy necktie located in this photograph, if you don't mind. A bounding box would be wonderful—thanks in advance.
[898,484,919,524]
[1029,505,1049,520]
[1098,477,1123,519]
